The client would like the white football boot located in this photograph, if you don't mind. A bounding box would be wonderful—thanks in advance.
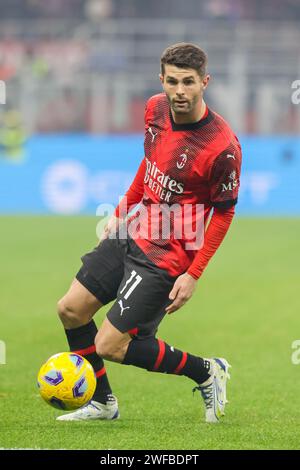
[193,358,231,423]
[56,395,119,421]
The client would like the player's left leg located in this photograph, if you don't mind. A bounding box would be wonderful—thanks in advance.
[95,317,133,363]
[97,318,230,424]
[94,240,230,423]
[96,317,226,419]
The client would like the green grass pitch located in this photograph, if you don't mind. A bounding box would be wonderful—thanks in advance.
[0,216,300,450]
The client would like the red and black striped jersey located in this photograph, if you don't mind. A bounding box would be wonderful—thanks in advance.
[116,93,242,277]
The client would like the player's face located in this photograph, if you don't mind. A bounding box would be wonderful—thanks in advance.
[160,65,209,118]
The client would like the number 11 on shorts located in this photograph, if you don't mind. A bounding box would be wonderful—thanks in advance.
[120,270,143,299]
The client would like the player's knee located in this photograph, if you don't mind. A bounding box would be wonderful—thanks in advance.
[57,297,79,325]
[95,337,112,360]
[95,336,125,363]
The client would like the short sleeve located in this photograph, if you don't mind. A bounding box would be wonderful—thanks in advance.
[209,141,242,209]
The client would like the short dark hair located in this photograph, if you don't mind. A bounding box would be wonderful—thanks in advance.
[161,43,207,77]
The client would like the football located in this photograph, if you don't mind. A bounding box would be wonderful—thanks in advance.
[37,352,96,410]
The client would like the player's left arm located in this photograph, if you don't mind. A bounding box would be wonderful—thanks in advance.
[166,142,242,314]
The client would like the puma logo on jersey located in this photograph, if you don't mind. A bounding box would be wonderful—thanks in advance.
[118,300,130,316]
[148,127,157,143]
[226,154,235,160]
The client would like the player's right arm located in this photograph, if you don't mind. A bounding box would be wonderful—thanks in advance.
[114,158,146,219]
[99,158,146,241]
[100,99,151,241]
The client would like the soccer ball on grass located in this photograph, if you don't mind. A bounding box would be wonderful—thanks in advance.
[37,352,96,410]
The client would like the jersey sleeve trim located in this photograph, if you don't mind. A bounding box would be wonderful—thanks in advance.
[212,198,238,209]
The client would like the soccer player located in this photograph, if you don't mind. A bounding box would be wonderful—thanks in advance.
[56,43,242,423]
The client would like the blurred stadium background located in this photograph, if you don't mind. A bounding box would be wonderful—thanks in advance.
[0,0,300,215]
[1,0,300,451]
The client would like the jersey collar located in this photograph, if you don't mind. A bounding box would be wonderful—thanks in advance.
[170,107,213,131]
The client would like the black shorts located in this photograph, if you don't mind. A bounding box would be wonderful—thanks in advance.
[76,235,177,339]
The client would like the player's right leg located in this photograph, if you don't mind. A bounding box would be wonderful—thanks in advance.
[56,236,126,421]
[56,278,118,421]
[57,278,102,330]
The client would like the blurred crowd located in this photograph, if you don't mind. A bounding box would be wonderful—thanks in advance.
[1,0,300,21]
[0,0,299,137]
